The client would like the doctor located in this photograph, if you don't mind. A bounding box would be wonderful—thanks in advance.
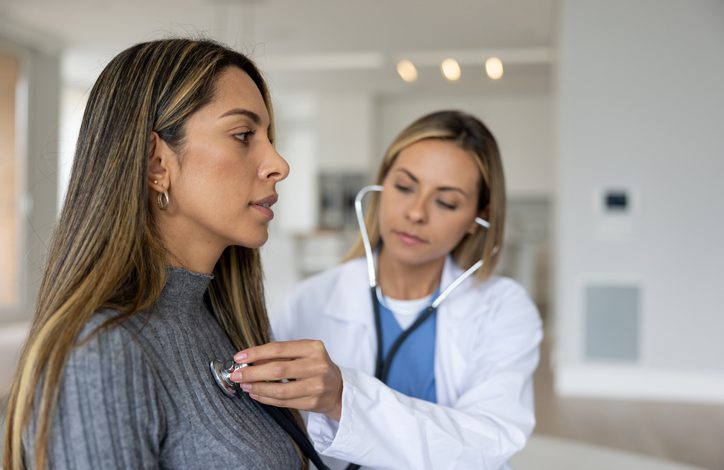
[231,110,543,469]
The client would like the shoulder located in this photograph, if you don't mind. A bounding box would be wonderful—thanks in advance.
[75,308,140,345]
[474,275,530,299]
[469,275,541,326]
[37,310,166,467]
[286,258,366,305]
[57,309,165,418]
[68,309,153,376]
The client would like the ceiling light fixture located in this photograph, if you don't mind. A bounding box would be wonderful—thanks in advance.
[485,57,504,80]
[441,58,461,81]
[396,59,418,82]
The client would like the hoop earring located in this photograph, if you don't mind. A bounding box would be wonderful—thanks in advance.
[157,190,169,211]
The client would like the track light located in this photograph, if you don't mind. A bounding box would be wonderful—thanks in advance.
[441,58,461,81]
[396,59,418,82]
[485,57,504,80]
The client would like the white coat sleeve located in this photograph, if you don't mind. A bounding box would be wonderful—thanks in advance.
[306,283,543,470]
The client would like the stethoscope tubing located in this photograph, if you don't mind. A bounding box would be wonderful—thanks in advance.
[347,184,489,470]
[354,184,490,381]
[354,184,488,301]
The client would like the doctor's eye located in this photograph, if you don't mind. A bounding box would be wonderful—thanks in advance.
[436,200,458,210]
[234,130,256,144]
[394,184,413,193]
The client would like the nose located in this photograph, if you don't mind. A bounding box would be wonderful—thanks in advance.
[405,194,428,224]
[259,145,290,183]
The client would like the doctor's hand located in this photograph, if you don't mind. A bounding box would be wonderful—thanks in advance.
[230,340,343,421]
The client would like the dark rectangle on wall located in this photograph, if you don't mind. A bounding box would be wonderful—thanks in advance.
[585,284,640,361]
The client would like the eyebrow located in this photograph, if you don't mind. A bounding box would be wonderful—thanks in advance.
[395,168,469,197]
[218,108,262,124]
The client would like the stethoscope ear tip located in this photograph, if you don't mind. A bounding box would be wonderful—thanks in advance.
[475,217,490,229]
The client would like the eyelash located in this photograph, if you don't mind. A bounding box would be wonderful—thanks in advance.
[234,130,256,144]
[394,184,458,210]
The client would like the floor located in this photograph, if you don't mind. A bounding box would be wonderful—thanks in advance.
[512,434,705,470]
[533,333,724,470]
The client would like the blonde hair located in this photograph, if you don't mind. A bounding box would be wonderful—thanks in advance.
[346,110,506,280]
[3,38,305,469]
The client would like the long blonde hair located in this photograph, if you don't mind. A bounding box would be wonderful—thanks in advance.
[3,38,305,469]
[346,110,506,280]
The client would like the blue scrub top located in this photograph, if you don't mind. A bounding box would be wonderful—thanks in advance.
[378,292,439,403]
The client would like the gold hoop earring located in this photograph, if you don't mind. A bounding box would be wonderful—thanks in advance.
[157,190,170,210]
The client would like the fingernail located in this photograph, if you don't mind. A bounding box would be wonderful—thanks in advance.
[230,371,242,382]
[241,383,251,392]
[234,352,247,362]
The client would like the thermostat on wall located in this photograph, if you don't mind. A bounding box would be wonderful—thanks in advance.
[604,189,629,213]
[595,186,636,241]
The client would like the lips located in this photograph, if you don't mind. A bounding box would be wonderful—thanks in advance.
[252,194,278,208]
[250,194,278,220]
[393,230,427,245]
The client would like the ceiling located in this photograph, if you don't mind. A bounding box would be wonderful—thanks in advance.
[0,0,559,93]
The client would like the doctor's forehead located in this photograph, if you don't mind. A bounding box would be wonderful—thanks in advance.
[390,140,481,189]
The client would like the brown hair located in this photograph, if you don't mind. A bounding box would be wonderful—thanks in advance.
[346,110,506,280]
[3,38,305,469]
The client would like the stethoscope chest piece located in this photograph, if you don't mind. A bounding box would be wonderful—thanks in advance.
[210,358,247,397]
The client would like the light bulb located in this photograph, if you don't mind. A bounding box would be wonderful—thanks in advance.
[396,59,418,82]
[485,57,504,80]
[441,58,461,81]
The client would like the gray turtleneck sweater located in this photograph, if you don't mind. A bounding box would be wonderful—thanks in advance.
[28,268,300,469]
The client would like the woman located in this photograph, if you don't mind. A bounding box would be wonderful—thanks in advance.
[231,110,543,469]
[3,38,308,469]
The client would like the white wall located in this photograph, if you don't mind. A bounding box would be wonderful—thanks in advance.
[317,93,375,172]
[271,92,376,234]
[555,0,724,401]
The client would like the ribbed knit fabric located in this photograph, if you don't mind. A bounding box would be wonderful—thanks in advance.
[26,267,300,469]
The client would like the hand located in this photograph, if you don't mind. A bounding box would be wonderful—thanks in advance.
[230,340,343,421]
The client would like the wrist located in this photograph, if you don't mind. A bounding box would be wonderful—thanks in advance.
[325,370,343,421]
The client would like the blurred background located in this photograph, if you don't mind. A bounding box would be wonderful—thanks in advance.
[1,1,723,468]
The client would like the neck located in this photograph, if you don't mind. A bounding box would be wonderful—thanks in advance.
[377,249,445,300]
[161,266,214,306]
[156,215,223,274]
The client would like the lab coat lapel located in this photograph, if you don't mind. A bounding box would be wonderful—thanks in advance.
[435,257,490,405]
[321,258,377,374]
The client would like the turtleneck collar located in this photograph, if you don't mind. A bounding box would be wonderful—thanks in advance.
[162,267,214,306]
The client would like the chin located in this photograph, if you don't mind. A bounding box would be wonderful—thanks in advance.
[393,245,450,267]
[241,232,270,249]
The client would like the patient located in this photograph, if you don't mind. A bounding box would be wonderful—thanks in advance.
[2,38,309,469]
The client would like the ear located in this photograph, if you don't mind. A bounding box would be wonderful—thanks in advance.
[147,132,174,193]
[467,205,490,234]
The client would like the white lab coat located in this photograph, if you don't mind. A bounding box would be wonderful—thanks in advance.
[272,256,542,470]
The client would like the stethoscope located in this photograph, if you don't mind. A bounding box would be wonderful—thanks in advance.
[210,341,326,464]
[210,360,330,469]
[353,184,490,382]
[207,184,488,470]
[343,185,489,470]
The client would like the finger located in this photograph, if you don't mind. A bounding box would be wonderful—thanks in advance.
[233,357,324,384]
[247,389,327,413]
[234,339,326,364]
[247,393,317,411]
[242,377,323,402]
